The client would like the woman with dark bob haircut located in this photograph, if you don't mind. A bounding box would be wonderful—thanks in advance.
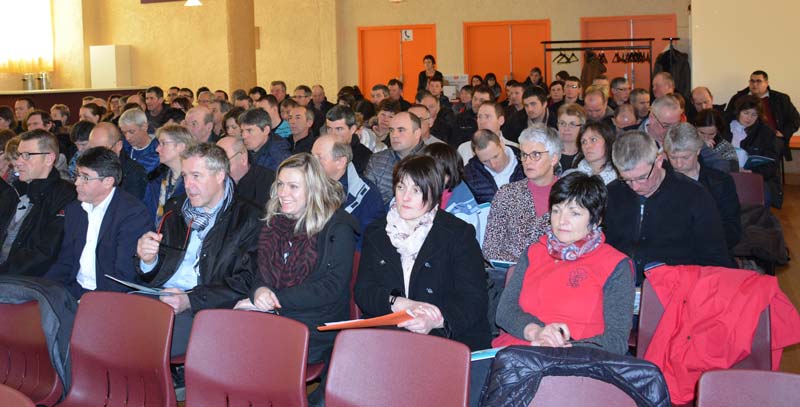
[494,172,635,354]
[355,155,491,350]
[728,94,781,207]
[419,143,486,244]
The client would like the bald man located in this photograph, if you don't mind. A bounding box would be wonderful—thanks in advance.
[311,134,383,247]
[88,122,148,199]
[216,136,274,209]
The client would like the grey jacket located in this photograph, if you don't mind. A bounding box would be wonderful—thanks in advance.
[364,141,425,205]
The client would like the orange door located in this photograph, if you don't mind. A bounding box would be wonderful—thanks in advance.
[464,20,551,100]
[358,25,436,102]
[581,15,677,90]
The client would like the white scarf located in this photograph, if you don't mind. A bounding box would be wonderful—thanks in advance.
[385,204,437,294]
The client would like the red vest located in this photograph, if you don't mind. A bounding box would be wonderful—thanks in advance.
[493,236,627,347]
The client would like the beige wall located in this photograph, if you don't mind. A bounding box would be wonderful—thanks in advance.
[692,0,800,105]
[83,0,231,92]
[253,0,339,95]
[336,0,691,87]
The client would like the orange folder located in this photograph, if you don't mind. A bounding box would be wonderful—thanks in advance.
[317,310,414,331]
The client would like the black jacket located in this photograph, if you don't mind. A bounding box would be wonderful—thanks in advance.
[725,87,800,157]
[231,209,359,364]
[350,134,372,176]
[451,110,478,149]
[136,194,261,312]
[431,107,456,145]
[654,47,691,98]
[119,152,148,200]
[725,119,782,207]
[355,210,491,351]
[417,70,443,91]
[0,169,76,277]
[479,346,670,407]
[463,154,526,204]
[236,163,275,210]
[503,108,558,144]
[697,165,742,250]
[603,167,734,284]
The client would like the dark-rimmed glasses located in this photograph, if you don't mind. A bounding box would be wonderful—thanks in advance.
[619,161,656,185]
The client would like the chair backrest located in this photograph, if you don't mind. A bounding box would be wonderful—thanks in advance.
[730,171,765,206]
[637,279,771,370]
[529,375,637,407]
[697,369,800,406]
[184,310,311,407]
[0,301,62,406]
[349,251,361,320]
[61,292,176,407]
[0,383,35,407]
[325,329,471,407]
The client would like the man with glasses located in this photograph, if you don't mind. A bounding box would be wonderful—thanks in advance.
[408,104,444,145]
[609,77,631,109]
[418,90,454,145]
[45,147,150,299]
[135,143,261,357]
[217,135,274,209]
[604,131,734,284]
[294,84,325,133]
[120,108,161,173]
[563,76,583,105]
[0,130,77,276]
[640,95,683,146]
[724,70,800,160]
[88,122,148,200]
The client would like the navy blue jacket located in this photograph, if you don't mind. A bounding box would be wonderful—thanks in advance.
[45,188,152,299]
[463,155,526,204]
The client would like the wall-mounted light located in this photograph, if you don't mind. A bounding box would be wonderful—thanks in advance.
[184,0,202,6]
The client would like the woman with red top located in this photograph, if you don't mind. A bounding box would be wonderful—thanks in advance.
[482,125,561,262]
[494,172,634,354]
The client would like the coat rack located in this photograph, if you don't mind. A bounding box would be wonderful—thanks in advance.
[541,38,655,86]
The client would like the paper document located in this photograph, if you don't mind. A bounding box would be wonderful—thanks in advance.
[104,274,191,296]
[470,347,506,361]
[317,310,415,331]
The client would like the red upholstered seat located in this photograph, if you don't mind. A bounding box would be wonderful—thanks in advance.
[697,369,800,407]
[184,309,312,407]
[0,301,62,406]
[56,292,176,407]
[325,329,471,407]
[0,383,36,407]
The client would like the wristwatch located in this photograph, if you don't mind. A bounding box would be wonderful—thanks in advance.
[389,288,401,305]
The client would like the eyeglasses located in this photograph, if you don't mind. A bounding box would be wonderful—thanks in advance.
[520,150,548,162]
[227,151,242,160]
[16,152,50,161]
[651,113,678,130]
[156,210,194,252]
[558,120,582,129]
[619,161,656,185]
[75,174,106,183]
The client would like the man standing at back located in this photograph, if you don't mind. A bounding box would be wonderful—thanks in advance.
[0,130,76,276]
[365,111,425,204]
[45,147,151,299]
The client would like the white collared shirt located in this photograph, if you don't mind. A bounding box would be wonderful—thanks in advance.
[485,146,519,189]
[76,188,116,291]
